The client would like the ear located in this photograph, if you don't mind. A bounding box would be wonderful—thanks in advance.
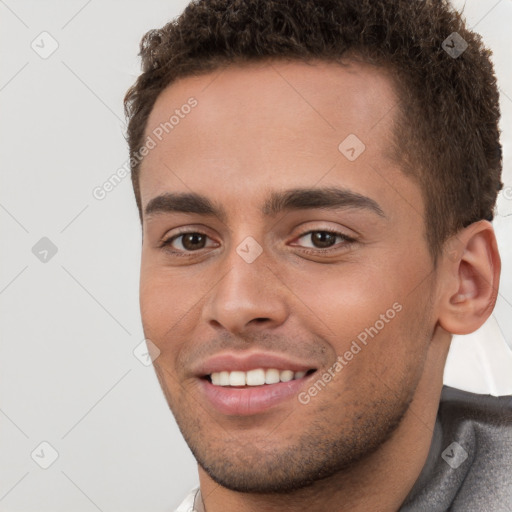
[437,220,501,335]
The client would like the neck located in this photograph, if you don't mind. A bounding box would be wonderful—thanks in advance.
[198,328,451,512]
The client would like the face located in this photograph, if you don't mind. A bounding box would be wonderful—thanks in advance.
[138,60,438,492]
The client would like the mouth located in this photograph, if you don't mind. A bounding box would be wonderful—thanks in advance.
[203,368,317,387]
[198,365,318,415]
[194,351,320,415]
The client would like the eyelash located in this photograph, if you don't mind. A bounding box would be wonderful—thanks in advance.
[159,228,357,256]
[293,229,357,255]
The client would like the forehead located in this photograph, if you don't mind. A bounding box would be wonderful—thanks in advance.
[139,59,420,221]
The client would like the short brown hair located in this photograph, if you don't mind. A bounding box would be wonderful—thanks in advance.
[124,0,503,260]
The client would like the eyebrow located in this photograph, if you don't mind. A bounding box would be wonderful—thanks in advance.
[144,187,385,220]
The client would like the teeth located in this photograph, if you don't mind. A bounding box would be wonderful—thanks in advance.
[210,368,309,387]
[280,370,294,382]
[229,371,246,386]
[265,368,280,384]
[219,371,230,386]
[246,369,266,386]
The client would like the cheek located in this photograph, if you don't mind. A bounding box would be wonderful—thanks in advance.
[289,263,400,338]
[140,272,170,334]
[140,248,207,313]
[139,264,203,355]
[289,260,432,382]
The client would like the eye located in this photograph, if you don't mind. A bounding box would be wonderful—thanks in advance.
[293,230,356,250]
[159,229,354,256]
[161,232,217,252]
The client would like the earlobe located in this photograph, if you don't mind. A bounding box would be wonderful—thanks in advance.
[438,221,501,335]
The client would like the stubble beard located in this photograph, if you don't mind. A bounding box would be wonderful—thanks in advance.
[166,376,417,494]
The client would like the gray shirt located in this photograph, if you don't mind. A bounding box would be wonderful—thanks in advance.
[176,386,512,511]
[400,385,512,511]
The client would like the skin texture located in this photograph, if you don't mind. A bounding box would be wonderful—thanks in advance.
[138,60,500,511]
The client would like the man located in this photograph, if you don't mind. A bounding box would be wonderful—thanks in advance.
[124,0,511,510]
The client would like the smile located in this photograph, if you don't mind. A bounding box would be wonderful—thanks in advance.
[200,368,318,415]
[208,368,314,387]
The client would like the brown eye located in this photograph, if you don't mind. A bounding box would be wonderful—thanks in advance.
[291,229,356,253]
[310,231,338,248]
[163,232,216,252]
[181,233,207,250]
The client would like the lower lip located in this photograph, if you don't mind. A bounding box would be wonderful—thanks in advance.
[199,376,312,416]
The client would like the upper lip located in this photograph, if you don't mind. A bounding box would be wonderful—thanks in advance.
[194,351,317,377]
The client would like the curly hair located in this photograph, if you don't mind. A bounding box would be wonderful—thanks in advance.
[124,0,502,260]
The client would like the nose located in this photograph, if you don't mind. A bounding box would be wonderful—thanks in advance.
[202,246,289,335]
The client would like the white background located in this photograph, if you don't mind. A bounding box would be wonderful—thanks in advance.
[0,1,511,511]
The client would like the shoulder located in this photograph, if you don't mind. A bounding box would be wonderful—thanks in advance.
[439,385,512,426]
[437,385,512,458]
[401,386,512,512]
